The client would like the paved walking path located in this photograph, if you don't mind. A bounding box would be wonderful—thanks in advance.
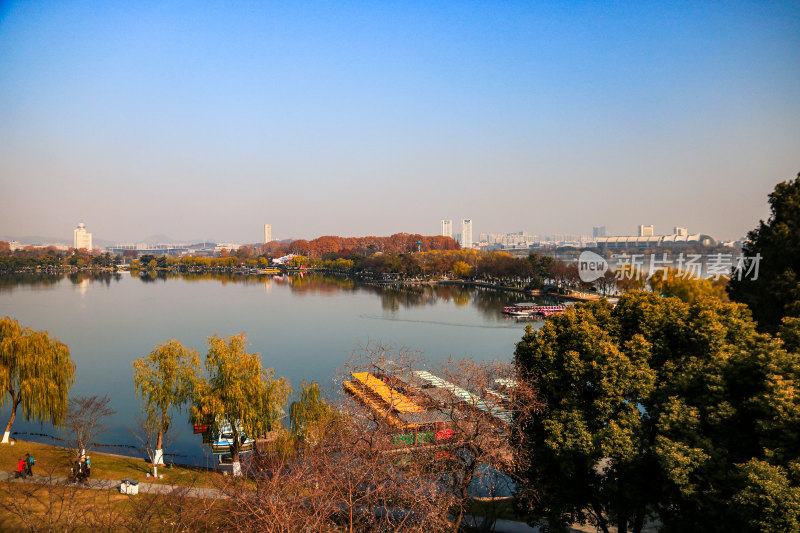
[1,471,224,499]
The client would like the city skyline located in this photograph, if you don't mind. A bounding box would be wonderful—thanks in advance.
[3,219,732,249]
[1,2,798,243]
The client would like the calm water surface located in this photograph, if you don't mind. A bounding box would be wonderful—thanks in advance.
[0,272,542,462]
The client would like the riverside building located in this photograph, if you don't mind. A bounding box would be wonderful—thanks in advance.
[73,223,92,251]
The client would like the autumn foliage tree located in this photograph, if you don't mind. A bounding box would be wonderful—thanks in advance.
[264,233,459,258]
[649,267,728,303]
[0,317,75,444]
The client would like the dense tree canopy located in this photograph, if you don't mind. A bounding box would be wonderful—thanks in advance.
[0,246,117,273]
[261,233,459,257]
[0,317,75,443]
[729,173,800,332]
[514,292,800,533]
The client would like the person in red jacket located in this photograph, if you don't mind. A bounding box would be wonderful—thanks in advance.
[15,458,26,479]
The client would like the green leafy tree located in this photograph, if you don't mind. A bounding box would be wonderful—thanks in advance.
[514,292,800,533]
[192,334,290,476]
[733,459,800,533]
[528,253,555,289]
[133,339,200,470]
[0,317,75,444]
[729,173,800,332]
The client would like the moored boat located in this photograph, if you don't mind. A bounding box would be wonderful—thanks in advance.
[502,303,567,317]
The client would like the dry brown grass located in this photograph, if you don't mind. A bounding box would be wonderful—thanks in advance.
[0,439,219,488]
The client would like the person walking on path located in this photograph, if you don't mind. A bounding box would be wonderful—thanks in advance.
[24,453,33,476]
[70,457,81,483]
[15,458,26,479]
[84,456,91,480]
[78,456,88,484]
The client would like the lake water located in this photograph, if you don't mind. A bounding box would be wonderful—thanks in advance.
[0,272,541,463]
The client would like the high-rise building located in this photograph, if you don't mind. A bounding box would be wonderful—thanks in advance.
[461,219,472,249]
[73,222,92,251]
[441,219,453,239]
[638,224,654,237]
[673,226,688,236]
[264,224,272,244]
[592,226,607,238]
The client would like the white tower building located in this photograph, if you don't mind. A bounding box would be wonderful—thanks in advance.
[638,224,654,237]
[441,220,453,239]
[461,219,472,249]
[264,224,272,244]
[73,223,92,251]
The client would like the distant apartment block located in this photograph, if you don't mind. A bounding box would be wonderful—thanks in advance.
[441,219,453,239]
[73,222,92,250]
[593,226,607,238]
[461,219,473,249]
[264,224,272,243]
[481,231,539,248]
[638,224,655,237]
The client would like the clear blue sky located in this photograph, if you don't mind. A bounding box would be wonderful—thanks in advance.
[1,1,798,243]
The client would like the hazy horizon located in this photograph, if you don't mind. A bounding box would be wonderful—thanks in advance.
[2,1,798,243]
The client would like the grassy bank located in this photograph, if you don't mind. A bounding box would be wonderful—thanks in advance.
[0,439,218,488]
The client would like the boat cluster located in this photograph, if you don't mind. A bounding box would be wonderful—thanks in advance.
[501,302,567,317]
[343,361,515,446]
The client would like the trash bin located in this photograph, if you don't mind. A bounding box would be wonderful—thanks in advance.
[120,478,139,495]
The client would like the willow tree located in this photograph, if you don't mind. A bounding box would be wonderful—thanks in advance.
[0,317,75,444]
[133,339,200,468]
[289,381,331,444]
[192,334,290,476]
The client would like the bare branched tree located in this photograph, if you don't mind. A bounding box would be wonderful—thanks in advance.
[65,394,116,457]
[428,358,543,531]
[337,345,543,532]
[214,449,334,532]
[84,486,124,533]
[121,481,214,533]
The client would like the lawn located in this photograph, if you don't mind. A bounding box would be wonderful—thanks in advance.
[0,439,219,488]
